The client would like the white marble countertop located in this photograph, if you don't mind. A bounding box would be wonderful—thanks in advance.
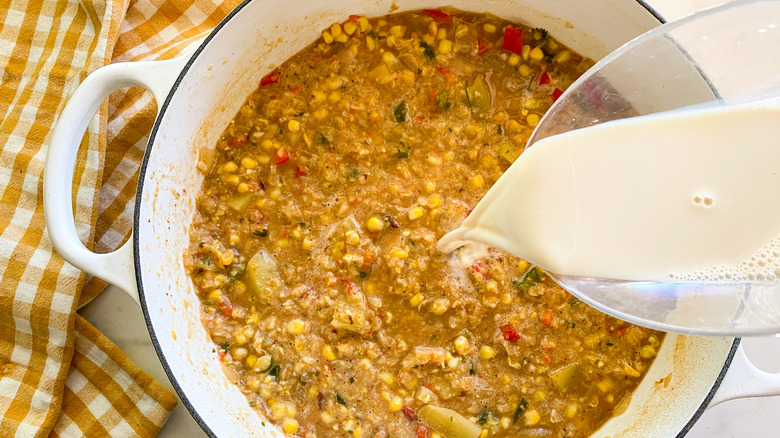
[79,0,780,436]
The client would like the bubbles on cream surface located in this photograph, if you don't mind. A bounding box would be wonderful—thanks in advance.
[670,238,780,282]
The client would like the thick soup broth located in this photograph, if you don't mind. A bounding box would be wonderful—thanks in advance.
[185,8,663,438]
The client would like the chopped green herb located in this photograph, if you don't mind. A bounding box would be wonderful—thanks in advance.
[349,376,355,384]
[202,300,216,306]
[347,167,359,179]
[513,397,529,423]
[393,101,407,123]
[359,271,368,278]
[228,266,245,283]
[570,298,582,307]
[298,375,308,386]
[253,229,269,237]
[497,124,503,134]
[606,342,614,346]
[436,89,451,111]
[419,40,436,59]
[477,410,492,426]
[336,392,347,405]
[469,362,476,375]
[249,400,256,407]
[268,364,281,380]
[315,131,330,146]
[220,342,230,352]
[393,151,409,159]
[511,266,541,293]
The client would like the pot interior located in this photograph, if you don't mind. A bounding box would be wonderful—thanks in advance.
[134,0,734,436]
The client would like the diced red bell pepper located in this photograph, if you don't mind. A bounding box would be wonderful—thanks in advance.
[348,14,360,22]
[402,405,417,421]
[500,323,522,342]
[552,87,564,102]
[227,135,247,147]
[540,309,553,327]
[260,70,281,86]
[290,85,301,94]
[218,351,227,362]
[539,71,551,85]
[437,67,455,81]
[294,166,307,178]
[416,425,429,438]
[424,9,451,23]
[274,147,290,165]
[477,38,488,54]
[502,27,525,55]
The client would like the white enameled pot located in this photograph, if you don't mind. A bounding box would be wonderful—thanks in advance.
[43,0,780,436]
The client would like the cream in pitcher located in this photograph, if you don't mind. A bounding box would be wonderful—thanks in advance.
[439,101,780,282]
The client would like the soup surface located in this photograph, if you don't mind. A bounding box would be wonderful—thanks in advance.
[185,9,663,438]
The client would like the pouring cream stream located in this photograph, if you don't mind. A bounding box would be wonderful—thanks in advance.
[438,102,780,282]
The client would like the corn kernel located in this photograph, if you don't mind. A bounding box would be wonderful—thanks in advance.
[426,155,441,166]
[508,54,521,66]
[500,416,511,429]
[517,260,530,272]
[518,64,532,77]
[260,139,274,150]
[322,30,334,44]
[525,409,541,426]
[640,345,657,359]
[323,345,337,361]
[606,393,615,403]
[526,113,540,127]
[470,174,485,188]
[624,365,641,378]
[241,156,257,169]
[382,51,398,65]
[276,238,288,248]
[388,395,403,411]
[222,161,238,173]
[270,403,287,420]
[220,250,234,265]
[287,119,300,132]
[335,33,349,43]
[408,206,425,220]
[330,23,342,38]
[479,430,488,438]
[409,293,424,307]
[430,298,449,315]
[287,319,306,334]
[345,230,360,245]
[566,403,578,418]
[425,181,437,193]
[353,426,363,438]
[328,91,341,103]
[207,289,223,301]
[281,418,299,434]
[483,23,496,33]
[392,249,409,259]
[236,182,249,194]
[245,354,257,368]
[437,28,447,39]
[533,391,546,401]
[234,332,248,345]
[229,234,240,245]
[302,237,314,250]
[454,336,470,355]
[357,17,372,33]
[269,187,281,200]
[480,345,497,360]
[438,39,452,55]
[366,36,376,51]
[426,194,441,208]
[366,216,385,232]
[389,25,406,37]
[379,371,395,385]
[344,21,357,36]
[530,46,544,61]
[314,108,329,119]
[554,50,571,63]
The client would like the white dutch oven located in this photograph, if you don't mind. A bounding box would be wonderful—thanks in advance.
[43,0,780,436]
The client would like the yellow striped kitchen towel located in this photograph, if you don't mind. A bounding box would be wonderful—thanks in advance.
[0,0,239,436]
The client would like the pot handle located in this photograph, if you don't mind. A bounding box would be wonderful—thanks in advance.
[43,56,189,305]
[707,340,780,408]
